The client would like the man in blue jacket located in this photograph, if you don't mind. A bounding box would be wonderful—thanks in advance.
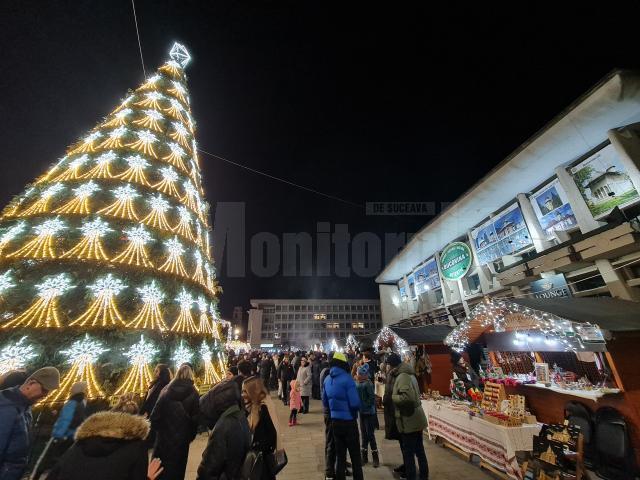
[0,367,60,480]
[322,352,363,480]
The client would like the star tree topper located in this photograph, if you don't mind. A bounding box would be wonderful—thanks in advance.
[170,42,191,68]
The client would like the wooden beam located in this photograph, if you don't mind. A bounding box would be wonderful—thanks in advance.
[604,351,625,392]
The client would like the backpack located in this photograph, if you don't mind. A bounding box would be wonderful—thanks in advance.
[594,406,637,479]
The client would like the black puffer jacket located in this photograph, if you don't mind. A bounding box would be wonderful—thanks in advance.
[383,366,401,440]
[150,378,199,449]
[140,378,169,417]
[196,405,251,480]
[199,379,241,428]
[47,411,150,480]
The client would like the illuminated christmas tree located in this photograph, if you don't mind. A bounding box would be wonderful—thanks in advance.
[0,43,222,398]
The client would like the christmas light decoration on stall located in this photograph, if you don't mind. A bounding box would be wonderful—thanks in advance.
[152,166,181,198]
[345,334,359,352]
[53,181,100,215]
[199,340,221,385]
[173,206,195,241]
[61,217,112,260]
[3,274,73,329]
[158,236,188,276]
[164,98,186,122]
[192,250,206,285]
[196,296,213,335]
[133,109,165,133]
[0,337,36,375]
[171,289,198,334]
[139,74,161,91]
[140,194,173,231]
[104,108,132,128]
[81,151,118,179]
[69,274,126,327]
[126,280,168,331]
[135,91,166,110]
[172,340,193,367]
[126,130,159,158]
[17,183,65,217]
[373,326,409,355]
[98,126,128,149]
[0,222,26,256]
[114,335,158,395]
[71,131,102,154]
[169,122,191,149]
[98,184,140,220]
[6,217,66,259]
[116,155,152,185]
[52,155,90,182]
[168,80,188,105]
[42,334,108,404]
[162,142,187,171]
[111,224,154,267]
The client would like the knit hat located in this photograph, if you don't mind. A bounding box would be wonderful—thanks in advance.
[387,353,401,368]
[27,367,60,391]
[70,381,87,396]
[357,363,370,377]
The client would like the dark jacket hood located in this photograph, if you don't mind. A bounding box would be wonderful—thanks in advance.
[75,411,149,457]
[166,378,195,401]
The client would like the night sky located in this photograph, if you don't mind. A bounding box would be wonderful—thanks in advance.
[2,3,640,317]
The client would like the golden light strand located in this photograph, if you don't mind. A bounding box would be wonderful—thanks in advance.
[197,297,213,335]
[98,126,128,149]
[53,181,100,215]
[173,206,195,241]
[157,236,188,276]
[135,91,166,110]
[162,142,188,171]
[151,166,181,198]
[125,130,158,159]
[97,184,140,221]
[170,289,198,334]
[132,109,164,132]
[167,80,188,105]
[168,121,191,150]
[0,221,27,257]
[126,281,167,331]
[111,224,154,268]
[17,183,65,217]
[164,98,186,122]
[52,155,91,182]
[80,151,118,179]
[192,250,206,285]
[114,336,158,395]
[103,108,132,128]
[115,155,151,186]
[70,132,102,154]
[60,217,111,260]
[140,194,173,232]
[6,217,66,259]
[138,74,161,91]
[159,60,183,78]
[69,274,126,327]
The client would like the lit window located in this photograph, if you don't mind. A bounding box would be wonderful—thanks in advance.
[352,322,365,329]
[326,322,339,329]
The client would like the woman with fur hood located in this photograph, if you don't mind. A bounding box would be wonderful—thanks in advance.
[46,411,162,480]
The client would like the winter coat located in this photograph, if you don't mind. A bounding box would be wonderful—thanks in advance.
[277,362,294,384]
[383,366,401,440]
[140,378,169,417]
[51,394,86,440]
[296,365,312,397]
[196,404,251,480]
[199,379,241,428]
[47,411,150,480]
[259,359,274,381]
[289,380,302,411]
[0,386,33,480]
[320,367,331,415]
[392,362,427,434]
[322,367,361,421]
[311,360,322,386]
[252,405,277,480]
[356,380,376,416]
[150,378,199,448]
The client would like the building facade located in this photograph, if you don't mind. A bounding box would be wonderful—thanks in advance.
[376,70,640,326]
[247,299,381,348]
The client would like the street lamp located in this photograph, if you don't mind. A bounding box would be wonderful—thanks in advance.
[234,327,240,340]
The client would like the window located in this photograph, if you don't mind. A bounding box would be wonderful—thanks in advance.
[326,322,340,329]
[295,305,300,311]
[339,305,345,311]
[314,313,327,320]
[301,305,307,311]
[275,305,281,311]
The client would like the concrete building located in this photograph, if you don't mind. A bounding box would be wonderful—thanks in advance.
[376,69,640,326]
[247,299,382,348]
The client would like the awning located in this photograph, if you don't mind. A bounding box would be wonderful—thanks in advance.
[390,325,452,344]
[510,297,640,332]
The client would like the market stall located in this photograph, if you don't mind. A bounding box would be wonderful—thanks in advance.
[445,296,640,471]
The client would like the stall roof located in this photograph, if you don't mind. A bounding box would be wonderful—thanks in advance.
[511,298,640,332]
[390,325,452,344]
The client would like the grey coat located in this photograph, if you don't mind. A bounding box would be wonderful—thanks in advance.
[296,365,312,397]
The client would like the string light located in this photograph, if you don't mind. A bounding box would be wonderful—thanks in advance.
[140,194,172,231]
[204,262,215,293]
[160,60,184,78]
[209,302,221,340]
[172,340,193,367]
[114,335,158,395]
[52,154,90,182]
[0,221,26,256]
[139,74,161,91]
[346,334,359,351]
[192,249,205,285]
[2,274,73,329]
[61,217,112,260]
[98,126,128,149]
[104,108,132,128]
[81,151,118,179]
[111,224,154,267]
[197,296,213,335]
[71,131,102,154]
[158,236,188,276]
[113,95,134,114]
[69,274,126,327]
[0,337,36,375]
[126,281,167,331]
[53,181,100,214]
[151,166,181,197]
[199,340,221,385]
[164,98,186,122]
[162,142,187,171]
[180,180,199,212]
[168,121,191,149]
[373,326,408,355]
[41,334,108,403]
[0,269,15,296]
[173,206,195,241]
[168,80,188,104]
[6,217,66,259]
[97,184,140,220]
[17,183,65,217]
[115,155,151,186]
[169,43,191,68]
[125,130,158,158]
[135,91,166,110]
[194,221,204,247]
[133,109,164,132]
[35,156,67,184]
[171,289,198,333]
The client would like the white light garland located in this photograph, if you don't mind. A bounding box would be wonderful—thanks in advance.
[172,340,193,366]
[0,337,36,375]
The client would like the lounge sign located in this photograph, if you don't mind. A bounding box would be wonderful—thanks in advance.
[439,242,473,281]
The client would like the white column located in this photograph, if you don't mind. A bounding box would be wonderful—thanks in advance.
[466,230,494,293]
[595,259,640,301]
[516,193,553,252]
[554,165,603,234]
[608,128,640,194]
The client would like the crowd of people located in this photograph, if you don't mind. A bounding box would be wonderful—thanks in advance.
[0,347,431,480]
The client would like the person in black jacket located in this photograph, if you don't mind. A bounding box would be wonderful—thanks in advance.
[150,364,199,480]
[259,354,274,392]
[310,354,322,400]
[140,364,171,447]
[277,356,294,406]
[243,376,278,480]
[197,378,251,480]
[47,410,161,480]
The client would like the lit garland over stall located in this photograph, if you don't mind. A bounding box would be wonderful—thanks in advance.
[373,326,409,355]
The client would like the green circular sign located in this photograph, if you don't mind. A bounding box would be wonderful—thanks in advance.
[439,242,473,281]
